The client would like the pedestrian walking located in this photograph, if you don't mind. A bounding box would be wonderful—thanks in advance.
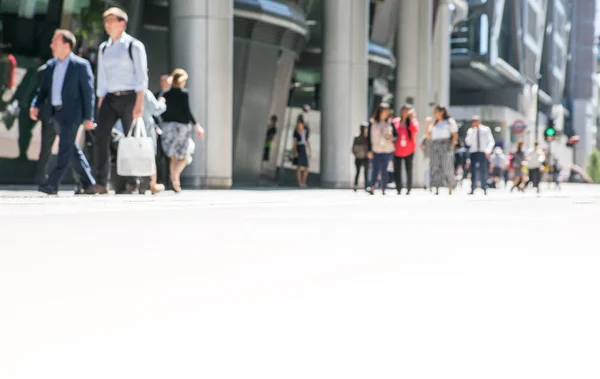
[426,105,458,195]
[420,136,431,190]
[526,141,545,193]
[490,147,508,188]
[263,115,278,162]
[465,115,495,195]
[366,103,396,195]
[89,7,149,195]
[30,29,96,195]
[552,159,562,190]
[510,140,526,192]
[141,89,167,194]
[160,68,205,193]
[352,122,369,192]
[393,104,419,195]
[293,117,311,188]
[154,73,171,188]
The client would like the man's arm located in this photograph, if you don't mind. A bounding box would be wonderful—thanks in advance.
[464,128,473,147]
[485,127,495,154]
[96,43,107,109]
[79,60,96,122]
[131,40,149,118]
[146,90,166,116]
[366,122,373,153]
[31,64,49,110]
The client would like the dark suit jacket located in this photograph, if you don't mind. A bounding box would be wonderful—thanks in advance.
[32,54,95,126]
[35,64,52,124]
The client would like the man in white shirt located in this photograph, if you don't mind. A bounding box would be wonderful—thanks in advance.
[465,115,495,195]
[89,7,149,194]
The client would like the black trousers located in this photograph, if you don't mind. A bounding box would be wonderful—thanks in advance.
[354,158,369,188]
[529,168,541,188]
[35,119,56,185]
[94,92,137,187]
[470,152,489,190]
[155,132,171,188]
[394,154,413,192]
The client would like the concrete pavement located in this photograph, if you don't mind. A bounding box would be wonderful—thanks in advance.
[1,184,600,379]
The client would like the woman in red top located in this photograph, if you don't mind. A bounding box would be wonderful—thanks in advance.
[393,104,420,195]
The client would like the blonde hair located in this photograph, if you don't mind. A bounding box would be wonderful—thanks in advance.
[170,68,189,88]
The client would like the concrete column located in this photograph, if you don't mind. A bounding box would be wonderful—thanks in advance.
[321,0,369,188]
[170,0,233,188]
[396,0,434,188]
[431,0,450,106]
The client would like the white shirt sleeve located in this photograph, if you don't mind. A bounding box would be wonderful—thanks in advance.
[449,118,458,133]
[485,127,495,154]
[131,40,149,92]
[465,127,473,147]
[96,42,107,98]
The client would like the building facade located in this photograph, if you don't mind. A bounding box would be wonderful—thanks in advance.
[450,0,574,169]
[20,0,588,189]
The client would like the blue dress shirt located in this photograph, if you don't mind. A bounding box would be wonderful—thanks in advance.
[51,54,71,106]
[96,32,148,98]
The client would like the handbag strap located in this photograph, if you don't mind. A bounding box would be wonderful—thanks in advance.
[127,118,147,138]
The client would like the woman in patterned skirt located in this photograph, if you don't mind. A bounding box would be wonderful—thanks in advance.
[160,69,205,192]
[426,105,458,195]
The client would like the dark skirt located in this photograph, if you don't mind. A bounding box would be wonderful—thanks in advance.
[295,144,309,168]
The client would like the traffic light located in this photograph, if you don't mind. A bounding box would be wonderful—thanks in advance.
[545,120,556,141]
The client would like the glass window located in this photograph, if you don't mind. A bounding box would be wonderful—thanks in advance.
[527,3,537,38]
[60,0,108,72]
[0,0,50,57]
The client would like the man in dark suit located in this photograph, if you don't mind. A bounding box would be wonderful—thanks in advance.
[30,29,96,195]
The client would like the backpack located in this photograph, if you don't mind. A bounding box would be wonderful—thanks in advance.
[101,36,140,62]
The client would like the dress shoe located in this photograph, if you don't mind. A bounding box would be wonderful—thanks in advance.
[124,184,139,194]
[38,185,58,195]
[85,184,108,195]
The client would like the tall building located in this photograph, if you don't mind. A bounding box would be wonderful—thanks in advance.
[566,0,598,167]
[449,0,573,167]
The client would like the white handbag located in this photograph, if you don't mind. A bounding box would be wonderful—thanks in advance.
[117,118,156,177]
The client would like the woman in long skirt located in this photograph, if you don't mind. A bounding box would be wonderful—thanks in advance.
[426,105,458,195]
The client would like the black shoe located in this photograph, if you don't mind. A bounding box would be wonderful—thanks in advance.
[406,190,411,195]
[397,190,402,195]
[85,184,109,195]
[38,185,58,195]
[469,190,475,195]
[484,189,488,195]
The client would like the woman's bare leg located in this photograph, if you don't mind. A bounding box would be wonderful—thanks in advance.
[296,167,302,187]
[302,168,309,187]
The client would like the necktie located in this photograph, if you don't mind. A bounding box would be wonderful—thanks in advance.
[476,128,481,151]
